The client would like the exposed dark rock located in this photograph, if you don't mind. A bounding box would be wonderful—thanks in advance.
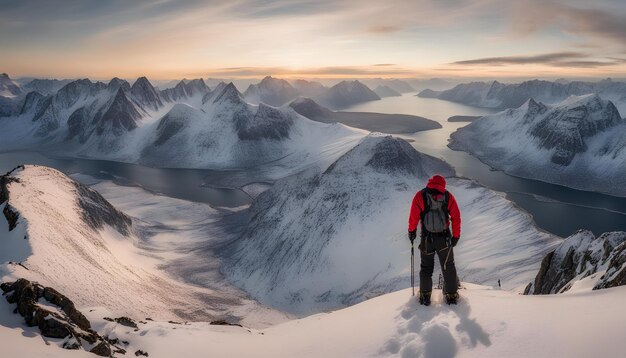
[92,88,142,136]
[210,319,243,327]
[0,167,22,231]
[73,180,132,236]
[135,349,149,357]
[236,103,293,141]
[160,78,209,102]
[526,230,626,294]
[130,77,163,111]
[115,317,137,328]
[20,91,45,114]
[289,97,333,120]
[1,278,111,356]
[43,286,91,330]
[66,106,89,142]
[90,342,112,356]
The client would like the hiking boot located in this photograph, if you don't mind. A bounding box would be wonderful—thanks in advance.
[445,292,459,305]
[419,291,432,306]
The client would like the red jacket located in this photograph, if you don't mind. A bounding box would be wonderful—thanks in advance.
[408,175,461,238]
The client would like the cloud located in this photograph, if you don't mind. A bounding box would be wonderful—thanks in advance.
[452,51,625,68]
[365,25,401,34]
[511,1,626,48]
[200,65,415,77]
[228,0,342,18]
[452,52,588,65]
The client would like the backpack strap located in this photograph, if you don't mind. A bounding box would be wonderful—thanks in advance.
[420,189,428,234]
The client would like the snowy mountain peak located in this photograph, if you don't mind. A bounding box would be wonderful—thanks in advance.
[106,77,130,92]
[373,85,401,98]
[317,80,380,109]
[236,102,294,141]
[528,94,622,165]
[161,78,209,102]
[326,134,452,178]
[130,76,162,111]
[92,88,142,136]
[450,93,626,194]
[212,82,245,105]
[0,72,23,97]
[243,76,299,106]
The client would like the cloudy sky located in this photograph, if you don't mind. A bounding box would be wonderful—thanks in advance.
[2,0,626,79]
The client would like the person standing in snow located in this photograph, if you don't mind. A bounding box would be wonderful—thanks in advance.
[408,174,461,305]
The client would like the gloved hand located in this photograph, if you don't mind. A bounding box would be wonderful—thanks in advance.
[451,236,459,247]
[408,230,417,243]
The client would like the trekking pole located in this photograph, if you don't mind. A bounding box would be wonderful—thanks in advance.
[411,242,415,297]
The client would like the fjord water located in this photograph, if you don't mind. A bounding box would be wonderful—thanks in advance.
[2,94,624,237]
[345,94,626,237]
[0,151,252,207]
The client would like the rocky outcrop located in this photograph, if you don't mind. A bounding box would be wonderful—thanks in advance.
[73,180,132,236]
[236,103,294,141]
[0,166,24,231]
[528,95,622,165]
[525,230,626,294]
[1,279,111,356]
[131,77,163,111]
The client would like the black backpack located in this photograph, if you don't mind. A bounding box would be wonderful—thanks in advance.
[420,188,449,234]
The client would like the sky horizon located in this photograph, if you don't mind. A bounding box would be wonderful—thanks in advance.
[2,0,626,80]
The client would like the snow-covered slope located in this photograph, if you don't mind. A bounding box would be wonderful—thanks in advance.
[525,230,626,294]
[223,134,559,314]
[0,165,284,324]
[5,284,626,358]
[420,78,626,113]
[374,85,402,97]
[243,76,300,106]
[316,80,380,109]
[450,94,626,195]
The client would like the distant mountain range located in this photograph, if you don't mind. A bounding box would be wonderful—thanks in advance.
[450,94,626,195]
[242,76,382,109]
[0,74,364,172]
[418,78,626,113]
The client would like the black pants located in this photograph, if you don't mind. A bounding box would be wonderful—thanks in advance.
[419,232,458,294]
